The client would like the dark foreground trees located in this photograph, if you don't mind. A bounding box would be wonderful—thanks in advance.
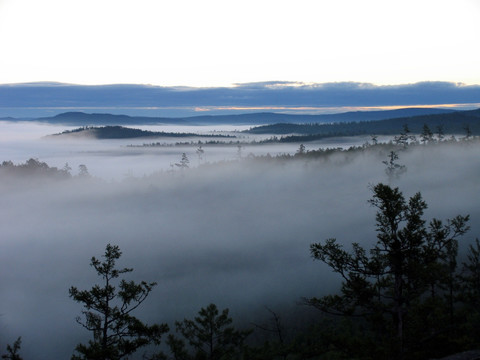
[2,337,23,360]
[69,244,168,360]
[308,183,470,359]
[166,303,251,360]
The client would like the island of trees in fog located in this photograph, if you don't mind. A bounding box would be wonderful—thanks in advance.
[37,109,480,154]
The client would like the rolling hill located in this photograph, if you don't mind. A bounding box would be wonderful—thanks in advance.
[4,107,459,126]
[48,126,234,139]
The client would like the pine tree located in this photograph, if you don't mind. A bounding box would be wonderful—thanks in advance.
[196,146,205,163]
[436,125,445,142]
[175,153,190,170]
[308,183,469,358]
[167,304,251,360]
[421,124,434,144]
[78,164,90,178]
[382,151,406,182]
[2,337,23,360]
[296,144,306,155]
[69,244,168,360]
[394,124,415,147]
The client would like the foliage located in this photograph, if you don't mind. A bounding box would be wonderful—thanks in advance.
[0,158,71,179]
[420,124,434,144]
[69,244,168,360]
[246,109,480,139]
[296,144,306,155]
[0,158,95,180]
[78,164,90,178]
[2,337,23,360]
[167,303,251,360]
[464,124,473,139]
[382,151,406,182]
[175,153,190,169]
[308,183,470,359]
[248,307,291,360]
[436,125,445,141]
[393,124,416,147]
[196,146,205,162]
[461,238,480,307]
[53,126,234,139]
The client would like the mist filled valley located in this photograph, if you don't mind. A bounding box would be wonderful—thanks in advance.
[1,120,480,359]
[2,0,480,356]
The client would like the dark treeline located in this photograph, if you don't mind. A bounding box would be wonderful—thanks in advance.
[246,108,480,140]
[248,131,480,167]
[129,139,246,148]
[0,158,73,179]
[0,158,90,180]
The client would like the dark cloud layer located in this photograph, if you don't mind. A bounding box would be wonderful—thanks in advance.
[0,81,479,112]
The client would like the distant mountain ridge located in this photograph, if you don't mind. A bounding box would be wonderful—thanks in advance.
[4,107,460,126]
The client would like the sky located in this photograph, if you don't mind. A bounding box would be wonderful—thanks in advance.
[0,0,479,88]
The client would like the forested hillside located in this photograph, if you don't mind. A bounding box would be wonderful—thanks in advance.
[247,109,480,139]
[48,125,234,139]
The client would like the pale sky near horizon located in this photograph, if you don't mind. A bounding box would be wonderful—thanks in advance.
[0,0,479,88]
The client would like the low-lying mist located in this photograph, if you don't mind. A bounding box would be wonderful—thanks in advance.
[0,125,479,358]
[0,121,381,180]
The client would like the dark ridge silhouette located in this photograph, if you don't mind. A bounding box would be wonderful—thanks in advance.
[4,107,460,126]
